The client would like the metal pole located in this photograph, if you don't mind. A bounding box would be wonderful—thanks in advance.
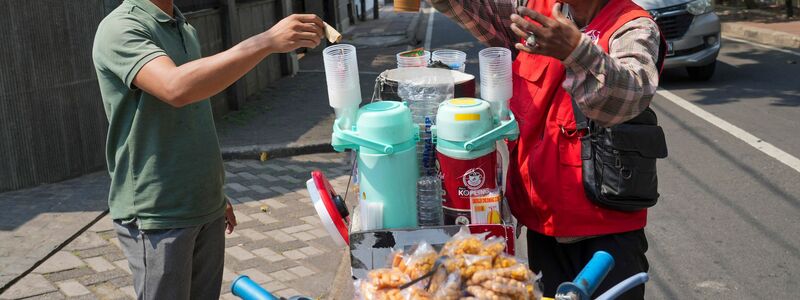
[219,0,246,111]
[360,0,367,21]
[373,0,379,19]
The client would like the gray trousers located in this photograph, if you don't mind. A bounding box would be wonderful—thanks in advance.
[114,217,225,300]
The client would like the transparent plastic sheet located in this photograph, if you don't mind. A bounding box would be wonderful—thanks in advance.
[397,68,455,176]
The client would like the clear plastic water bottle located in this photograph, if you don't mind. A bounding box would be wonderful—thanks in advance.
[417,176,444,226]
[410,95,439,176]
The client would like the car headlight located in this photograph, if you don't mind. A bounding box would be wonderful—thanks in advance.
[686,0,714,15]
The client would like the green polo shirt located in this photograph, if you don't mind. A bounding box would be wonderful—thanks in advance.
[92,0,225,230]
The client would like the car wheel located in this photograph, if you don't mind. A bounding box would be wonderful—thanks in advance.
[686,61,716,81]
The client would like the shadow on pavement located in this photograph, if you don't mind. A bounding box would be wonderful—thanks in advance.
[660,40,800,107]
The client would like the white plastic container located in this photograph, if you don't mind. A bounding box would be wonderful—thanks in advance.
[324,44,362,129]
[432,49,467,72]
[397,50,431,68]
[479,47,513,120]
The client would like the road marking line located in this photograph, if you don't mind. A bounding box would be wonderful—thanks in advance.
[424,7,435,50]
[657,89,800,174]
[722,36,800,57]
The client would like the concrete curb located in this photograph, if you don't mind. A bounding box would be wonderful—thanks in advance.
[220,141,334,160]
[722,22,800,49]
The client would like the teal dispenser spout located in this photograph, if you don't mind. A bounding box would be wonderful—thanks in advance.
[331,101,420,229]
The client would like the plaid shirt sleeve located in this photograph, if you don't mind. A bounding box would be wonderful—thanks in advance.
[561,18,662,127]
[427,0,519,48]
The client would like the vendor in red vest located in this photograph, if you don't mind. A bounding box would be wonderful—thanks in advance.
[430,0,664,298]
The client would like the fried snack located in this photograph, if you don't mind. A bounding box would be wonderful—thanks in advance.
[469,264,532,284]
[526,284,537,300]
[400,243,438,280]
[367,268,411,289]
[356,280,378,300]
[380,288,404,300]
[492,255,517,269]
[465,285,512,300]
[360,286,432,300]
[477,238,506,259]
[404,285,433,300]
[441,235,483,257]
[479,277,528,299]
[391,250,406,269]
[363,229,542,300]
[462,255,493,279]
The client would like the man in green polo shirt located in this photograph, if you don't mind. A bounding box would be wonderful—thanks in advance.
[92,0,323,298]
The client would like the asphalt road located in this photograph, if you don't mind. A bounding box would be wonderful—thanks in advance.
[422,8,800,299]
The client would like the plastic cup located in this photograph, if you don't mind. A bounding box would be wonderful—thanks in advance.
[479,47,513,120]
[432,49,467,72]
[397,50,431,68]
[323,44,362,129]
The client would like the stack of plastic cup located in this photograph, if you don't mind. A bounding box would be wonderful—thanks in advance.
[432,49,467,72]
[479,47,513,120]
[397,50,431,68]
[323,44,362,129]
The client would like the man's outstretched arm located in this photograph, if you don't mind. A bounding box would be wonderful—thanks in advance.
[427,0,519,49]
[133,14,324,108]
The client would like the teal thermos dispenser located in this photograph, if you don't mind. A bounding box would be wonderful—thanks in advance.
[331,101,420,229]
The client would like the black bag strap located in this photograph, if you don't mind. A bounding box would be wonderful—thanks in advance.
[570,96,590,131]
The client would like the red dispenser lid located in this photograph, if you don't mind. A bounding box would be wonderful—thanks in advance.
[307,170,350,246]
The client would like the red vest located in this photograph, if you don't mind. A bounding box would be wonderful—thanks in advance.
[506,0,655,236]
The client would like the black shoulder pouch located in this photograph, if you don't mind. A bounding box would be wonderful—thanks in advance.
[573,100,668,211]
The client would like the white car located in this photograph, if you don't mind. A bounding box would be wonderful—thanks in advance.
[636,0,721,80]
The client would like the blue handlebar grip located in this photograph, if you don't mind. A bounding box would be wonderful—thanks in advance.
[231,275,280,300]
[573,251,615,297]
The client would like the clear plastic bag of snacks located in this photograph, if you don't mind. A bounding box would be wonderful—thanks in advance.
[358,228,541,300]
[399,242,438,280]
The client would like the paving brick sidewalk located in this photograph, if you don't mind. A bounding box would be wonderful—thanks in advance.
[0,153,354,299]
[0,173,109,291]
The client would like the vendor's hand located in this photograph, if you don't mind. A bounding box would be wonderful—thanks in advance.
[510,4,582,60]
[263,14,325,53]
[225,200,238,234]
